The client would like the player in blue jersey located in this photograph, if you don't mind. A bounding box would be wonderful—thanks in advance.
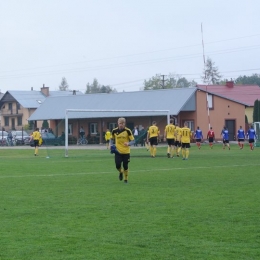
[194,126,203,149]
[247,125,257,151]
[221,126,230,150]
[237,126,245,149]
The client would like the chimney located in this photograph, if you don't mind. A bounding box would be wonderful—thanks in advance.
[41,84,49,96]
[72,90,76,95]
[225,80,234,88]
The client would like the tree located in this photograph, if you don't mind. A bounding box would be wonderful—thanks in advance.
[253,99,260,122]
[202,57,222,84]
[235,74,260,86]
[143,74,197,90]
[85,78,117,94]
[59,77,69,91]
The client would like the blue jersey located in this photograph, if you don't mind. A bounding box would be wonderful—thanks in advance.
[221,129,229,140]
[237,129,245,139]
[194,129,203,139]
[247,128,256,140]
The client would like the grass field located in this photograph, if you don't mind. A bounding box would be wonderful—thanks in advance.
[1,143,260,260]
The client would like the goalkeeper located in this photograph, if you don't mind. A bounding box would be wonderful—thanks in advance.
[110,117,135,184]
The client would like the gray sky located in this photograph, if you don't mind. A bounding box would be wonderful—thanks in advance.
[1,0,260,93]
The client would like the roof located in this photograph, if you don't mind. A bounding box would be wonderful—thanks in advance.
[197,84,260,106]
[0,90,84,109]
[29,88,197,120]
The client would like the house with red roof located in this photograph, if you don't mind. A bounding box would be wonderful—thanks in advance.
[197,81,260,127]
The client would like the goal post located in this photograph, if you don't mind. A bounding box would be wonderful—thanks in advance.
[64,109,170,157]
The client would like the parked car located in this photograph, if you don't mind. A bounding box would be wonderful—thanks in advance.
[12,130,31,145]
[30,132,64,146]
[0,131,8,145]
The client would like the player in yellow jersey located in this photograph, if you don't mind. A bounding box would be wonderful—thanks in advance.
[180,122,192,160]
[147,121,160,158]
[174,123,182,157]
[110,118,135,184]
[29,127,42,156]
[104,129,111,149]
[163,119,176,158]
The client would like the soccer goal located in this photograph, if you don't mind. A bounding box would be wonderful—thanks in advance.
[64,109,170,157]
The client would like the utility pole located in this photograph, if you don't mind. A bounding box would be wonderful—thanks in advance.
[161,75,167,89]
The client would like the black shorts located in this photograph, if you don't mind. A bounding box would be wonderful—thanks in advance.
[249,139,255,144]
[34,140,39,147]
[238,138,244,142]
[115,153,130,165]
[174,141,181,147]
[223,139,229,144]
[181,142,190,148]
[195,139,201,142]
[149,137,158,146]
[208,137,214,143]
[167,138,175,146]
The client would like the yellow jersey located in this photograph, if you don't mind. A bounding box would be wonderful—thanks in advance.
[148,125,160,138]
[164,124,175,139]
[111,127,134,154]
[180,127,192,143]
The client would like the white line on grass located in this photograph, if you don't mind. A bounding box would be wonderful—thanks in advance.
[1,163,260,179]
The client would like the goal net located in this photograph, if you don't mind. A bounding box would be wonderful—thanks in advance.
[64,109,170,157]
[253,122,260,147]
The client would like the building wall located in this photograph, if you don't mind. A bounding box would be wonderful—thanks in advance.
[195,91,245,140]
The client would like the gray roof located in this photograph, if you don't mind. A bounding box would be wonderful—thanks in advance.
[3,90,84,109]
[29,88,197,120]
[8,90,46,108]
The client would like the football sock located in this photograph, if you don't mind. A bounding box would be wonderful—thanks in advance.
[182,149,185,158]
[123,169,128,181]
[167,147,170,154]
[153,147,157,157]
[178,147,181,155]
[186,149,190,158]
[35,147,38,155]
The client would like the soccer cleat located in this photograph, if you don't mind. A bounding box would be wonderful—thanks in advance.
[119,172,123,181]
[177,154,180,157]
[124,180,128,184]
[167,153,170,158]
[182,158,186,160]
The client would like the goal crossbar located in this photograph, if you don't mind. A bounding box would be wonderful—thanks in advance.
[65,109,170,157]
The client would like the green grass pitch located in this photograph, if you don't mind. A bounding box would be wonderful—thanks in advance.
[1,143,260,260]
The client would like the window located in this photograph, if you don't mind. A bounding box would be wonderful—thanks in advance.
[185,121,194,132]
[207,94,213,109]
[109,122,116,130]
[8,103,13,114]
[4,116,9,126]
[17,103,21,110]
[90,123,98,134]
[17,116,22,126]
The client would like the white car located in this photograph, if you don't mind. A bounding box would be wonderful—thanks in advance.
[12,130,31,145]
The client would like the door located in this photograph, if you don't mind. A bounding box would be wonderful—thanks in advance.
[225,120,235,141]
[11,118,15,130]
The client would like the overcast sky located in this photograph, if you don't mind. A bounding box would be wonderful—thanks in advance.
[0,0,260,93]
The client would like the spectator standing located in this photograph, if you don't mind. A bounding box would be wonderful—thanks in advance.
[132,126,139,146]
[79,126,85,138]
